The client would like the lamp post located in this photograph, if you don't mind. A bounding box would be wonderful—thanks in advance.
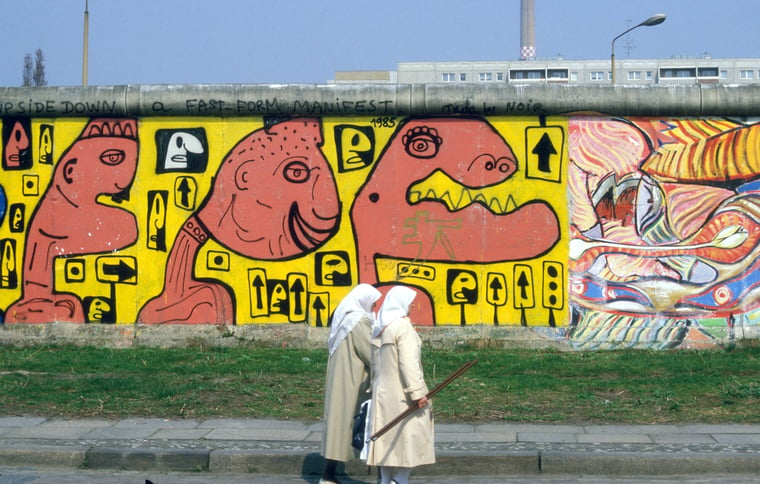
[82,0,89,86]
[611,13,666,84]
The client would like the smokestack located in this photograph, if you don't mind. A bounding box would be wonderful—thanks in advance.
[520,0,535,60]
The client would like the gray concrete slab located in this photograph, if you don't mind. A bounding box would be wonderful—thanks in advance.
[203,428,311,441]
[437,430,517,443]
[40,418,114,429]
[678,424,760,433]
[82,426,159,439]
[86,447,210,471]
[651,433,717,444]
[150,428,214,440]
[583,424,680,434]
[0,416,47,427]
[541,451,760,476]
[576,433,653,444]
[507,424,586,433]
[713,433,760,445]
[517,432,578,443]
[0,444,88,468]
[3,424,100,439]
[113,418,201,428]
[436,424,476,433]
[201,418,310,430]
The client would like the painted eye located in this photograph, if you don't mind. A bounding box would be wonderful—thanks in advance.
[496,157,517,174]
[283,160,311,183]
[99,149,126,165]
[480,155,516,176]
[403,126,442,159]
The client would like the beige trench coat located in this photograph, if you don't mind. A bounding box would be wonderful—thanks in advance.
[366,317,435,468]
[321,317,372,461]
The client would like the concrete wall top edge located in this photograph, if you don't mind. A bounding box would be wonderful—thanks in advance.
[2,83,760,118]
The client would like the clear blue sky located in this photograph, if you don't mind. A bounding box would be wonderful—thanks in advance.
[2,0,759,87]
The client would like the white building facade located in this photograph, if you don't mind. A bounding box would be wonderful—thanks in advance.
[333,56,760,85]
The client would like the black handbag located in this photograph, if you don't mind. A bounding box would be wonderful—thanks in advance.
[351,399,370,450]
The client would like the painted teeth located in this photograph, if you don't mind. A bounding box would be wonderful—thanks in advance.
[409,186,518,214]
[408,170,519,214]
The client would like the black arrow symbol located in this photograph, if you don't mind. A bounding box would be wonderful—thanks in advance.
[251,275,265,310]
[532,132,556,173]
[102,260,136,282]
[517,271,530,300]
[177,178,191,208]
[289,278,305,315]
[489,277,504,303]
[312,296,326,327]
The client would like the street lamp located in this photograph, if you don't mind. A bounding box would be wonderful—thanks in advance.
[82,0,89,86]
[611,13,666,84]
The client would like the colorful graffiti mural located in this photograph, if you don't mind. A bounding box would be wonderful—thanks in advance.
[567,116,760,349]
[1,113,759,348]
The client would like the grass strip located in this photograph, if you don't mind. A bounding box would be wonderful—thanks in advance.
[0,342,758,424]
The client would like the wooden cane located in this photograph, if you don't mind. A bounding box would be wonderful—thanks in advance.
[368,359,478,442]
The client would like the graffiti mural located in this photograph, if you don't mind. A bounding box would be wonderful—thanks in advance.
[568,116,760,349]
[0,113,758,348]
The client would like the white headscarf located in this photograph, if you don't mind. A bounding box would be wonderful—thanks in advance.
[373,286,417,337]
[327,284,381,355]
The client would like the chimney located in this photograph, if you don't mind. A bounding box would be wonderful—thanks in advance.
[520,0,535,60]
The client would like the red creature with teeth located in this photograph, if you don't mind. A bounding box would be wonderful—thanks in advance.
[138,118,340,325]
[351,117,560,323]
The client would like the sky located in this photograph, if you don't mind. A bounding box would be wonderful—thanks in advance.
[2,0,760,87]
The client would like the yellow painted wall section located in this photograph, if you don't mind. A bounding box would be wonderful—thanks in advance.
[0,115,567,328]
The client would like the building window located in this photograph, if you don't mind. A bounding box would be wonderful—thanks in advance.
[570,72,578,81]
[590,71,605,81]
[442,73,455,82]
[479,72,493,81]
[547,69,568,79]
[698,67,719,77]
[720,70,728,79]
[660,68,696,78]
[646,71,653,80]
[741,70,754,79]
[627,71,642,81]
[460,73,466,81]
[510,69,545,80]
[497,72,504,81]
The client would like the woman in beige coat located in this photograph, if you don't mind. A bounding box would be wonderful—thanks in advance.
[320,283,381,484]
[366,286,435,484]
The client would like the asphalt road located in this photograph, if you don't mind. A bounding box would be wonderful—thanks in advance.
[1,468,760,484]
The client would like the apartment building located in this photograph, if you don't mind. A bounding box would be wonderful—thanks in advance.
[333,56,760,85]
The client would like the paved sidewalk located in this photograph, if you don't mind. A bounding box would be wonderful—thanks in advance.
[0,417,759,478]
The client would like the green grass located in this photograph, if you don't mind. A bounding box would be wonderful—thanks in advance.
[0,342,758,424]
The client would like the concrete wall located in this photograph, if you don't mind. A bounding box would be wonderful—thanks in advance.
[1,84,759,349]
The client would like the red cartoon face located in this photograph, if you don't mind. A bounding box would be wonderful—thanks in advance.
[352,117,559,266]
[198,118,340,259]
[61,137,137,200]
[55,120,138,203]
[4,121,30,168]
